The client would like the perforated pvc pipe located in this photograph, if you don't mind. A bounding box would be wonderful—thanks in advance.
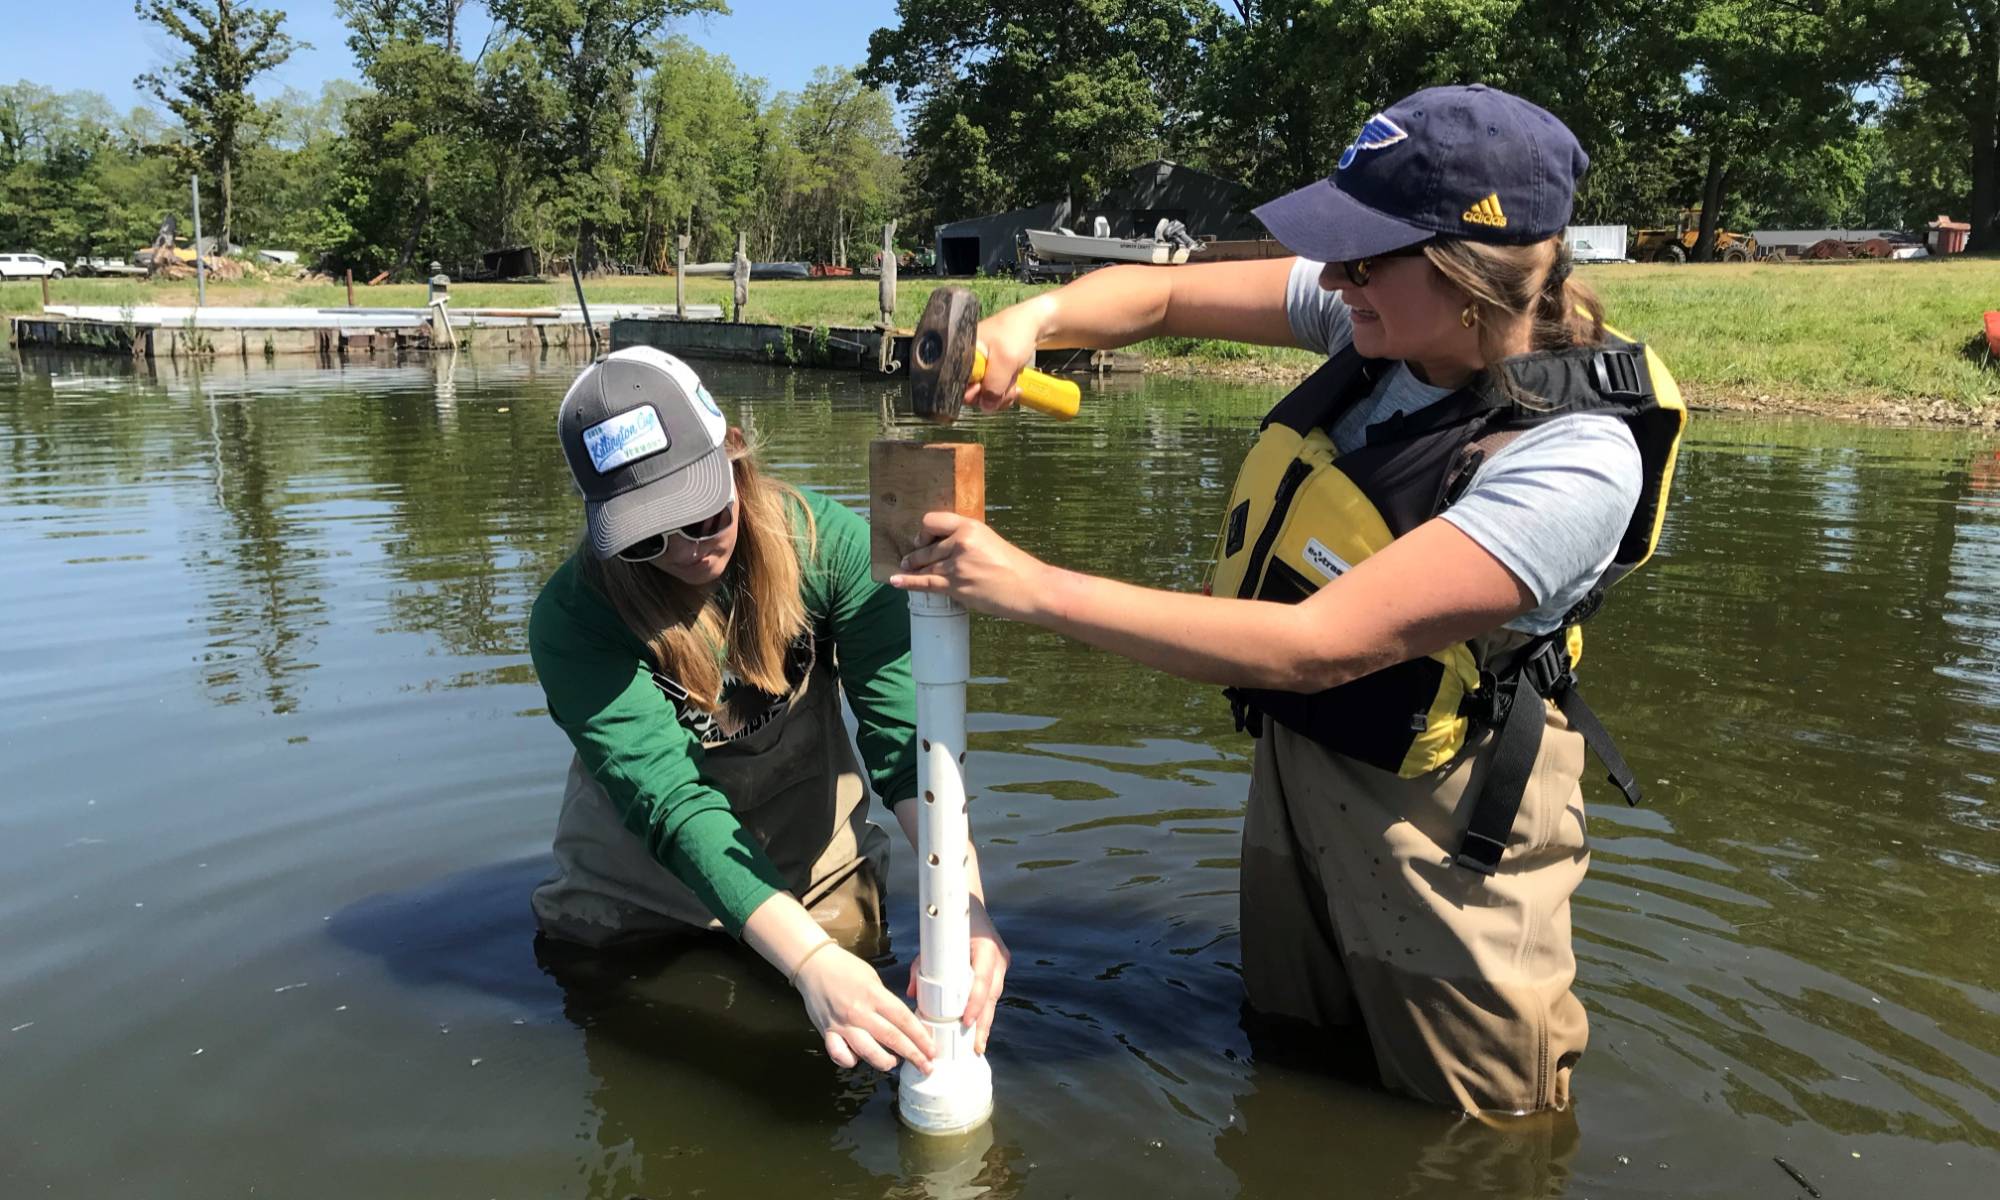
[897,589,993,1135]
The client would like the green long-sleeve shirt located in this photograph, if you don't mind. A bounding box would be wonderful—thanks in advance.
[528,486,917,935]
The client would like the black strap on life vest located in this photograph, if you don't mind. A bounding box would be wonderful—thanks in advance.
[1455,635,1642,874]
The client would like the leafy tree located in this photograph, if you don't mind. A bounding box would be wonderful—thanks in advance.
[864,1,1210,223]
[0,84,182,261]
[485,0,727,268]
[1665,0,1871,258]
[766,68,902,265]
[467,38,571,268]
[133,0,302,249]
[1860,82,1974,232]
[1191,0,1533,199]
[1840,0,2000,248]
[331,0,489,273]
[630,38,761,266]
[234,83,361,248]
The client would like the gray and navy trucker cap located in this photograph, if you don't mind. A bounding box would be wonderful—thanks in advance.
[1253,84,1589,264]
[558,347,734,559]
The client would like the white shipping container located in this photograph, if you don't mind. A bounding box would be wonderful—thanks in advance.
[1563,225,1627,262]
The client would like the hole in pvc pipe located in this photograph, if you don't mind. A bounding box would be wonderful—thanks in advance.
[921,739,931,751]
[926,904,938,917]
[924,790,934,804]
[928,853,940,866]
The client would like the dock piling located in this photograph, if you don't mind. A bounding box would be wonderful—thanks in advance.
[879,221,899,374]
[732,232,748,323]
[675,234,688,320]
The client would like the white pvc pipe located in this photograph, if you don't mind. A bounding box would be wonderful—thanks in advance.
[898,589,993,1135]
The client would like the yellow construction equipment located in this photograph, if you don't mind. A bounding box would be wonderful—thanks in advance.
[1633,208,1757,263]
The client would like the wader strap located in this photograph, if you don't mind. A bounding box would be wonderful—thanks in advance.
[1456,670,1544,874]
[1225,688,1261,738]
[1454,637,1642,875]
[1552,687,1643,807]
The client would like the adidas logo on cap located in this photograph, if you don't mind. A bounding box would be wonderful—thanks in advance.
[1463,193,1508,228]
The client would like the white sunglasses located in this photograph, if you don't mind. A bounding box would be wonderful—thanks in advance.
[615,503,735,563]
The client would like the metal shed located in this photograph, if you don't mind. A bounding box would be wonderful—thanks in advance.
[934,201,1072,276]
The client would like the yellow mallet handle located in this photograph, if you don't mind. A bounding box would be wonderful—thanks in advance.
[971,348,1081,420]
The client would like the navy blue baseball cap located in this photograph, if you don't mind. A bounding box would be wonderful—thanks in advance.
[1253,84,1588,263]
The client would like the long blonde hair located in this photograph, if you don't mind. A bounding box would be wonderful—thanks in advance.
[582,430,818,725]
[1424,237,1606,379]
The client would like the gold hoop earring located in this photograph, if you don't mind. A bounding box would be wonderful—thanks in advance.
[1460,304,1478,328]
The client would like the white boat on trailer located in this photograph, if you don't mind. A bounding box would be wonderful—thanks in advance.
[1025,228,1195,265]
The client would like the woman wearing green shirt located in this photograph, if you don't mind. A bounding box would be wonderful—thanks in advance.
[528,347,1009,1075]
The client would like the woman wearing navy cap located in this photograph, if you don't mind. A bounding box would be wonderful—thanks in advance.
[892,84,1685,1113]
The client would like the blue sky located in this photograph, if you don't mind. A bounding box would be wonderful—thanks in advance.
[8,1,903,113]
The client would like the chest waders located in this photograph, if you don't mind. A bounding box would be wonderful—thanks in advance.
[532,639,891,952]
[1210,337,1685,873]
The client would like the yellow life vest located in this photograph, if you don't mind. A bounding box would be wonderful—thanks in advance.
[1211,334,1686,871]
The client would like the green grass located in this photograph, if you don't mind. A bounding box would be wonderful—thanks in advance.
[12,258,2000,411]
[1584,258,2000,410]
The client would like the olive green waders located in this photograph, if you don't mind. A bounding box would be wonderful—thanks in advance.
[532,661,891,955]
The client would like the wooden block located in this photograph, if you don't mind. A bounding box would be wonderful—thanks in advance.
[870,440,984,582]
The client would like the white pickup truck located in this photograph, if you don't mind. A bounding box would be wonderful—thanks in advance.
[0,253,67,279]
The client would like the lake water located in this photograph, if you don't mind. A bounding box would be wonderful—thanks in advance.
[1,350,1995,1198]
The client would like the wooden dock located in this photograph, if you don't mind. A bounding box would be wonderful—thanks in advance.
[7,303,718,359]
[8,305,1141,376]
[610,317,1141,376]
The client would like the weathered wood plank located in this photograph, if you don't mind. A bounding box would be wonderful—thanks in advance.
[869,440,984,584]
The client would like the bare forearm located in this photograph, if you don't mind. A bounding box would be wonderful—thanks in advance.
[742,891,840,979]
[1021,265,1174,350]
[894,513,1535,698]
[1034,566,1376,691]
[1028,259,1302,351]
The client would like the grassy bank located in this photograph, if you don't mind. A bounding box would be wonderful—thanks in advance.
[10,259,2000,419]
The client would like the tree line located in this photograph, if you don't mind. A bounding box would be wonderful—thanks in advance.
[2,0,901,276]
[1,1,1993,276]
[865,0,1986,259]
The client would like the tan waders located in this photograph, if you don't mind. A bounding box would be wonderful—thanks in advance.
[532,661,892,955]
[1240,700,1591,1115]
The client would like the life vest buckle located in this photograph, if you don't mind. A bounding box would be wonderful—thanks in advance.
[1591,348,1649,401]
[1454,831,1507,876]
[1225,689,1261,737]
[1521,638,1577,698]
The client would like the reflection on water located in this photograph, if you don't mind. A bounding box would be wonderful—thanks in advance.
[1,350,1995,1198]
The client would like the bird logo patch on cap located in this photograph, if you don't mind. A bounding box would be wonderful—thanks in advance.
[1338,113,1409,170]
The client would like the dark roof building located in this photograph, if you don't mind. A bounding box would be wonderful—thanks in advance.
[933,160,1266,276]
[934,200,1073,277]
[1092,160,1264,241]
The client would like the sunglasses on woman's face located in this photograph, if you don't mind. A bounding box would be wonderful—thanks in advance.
[1339,241,1432,289]
[614,503,736,563]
